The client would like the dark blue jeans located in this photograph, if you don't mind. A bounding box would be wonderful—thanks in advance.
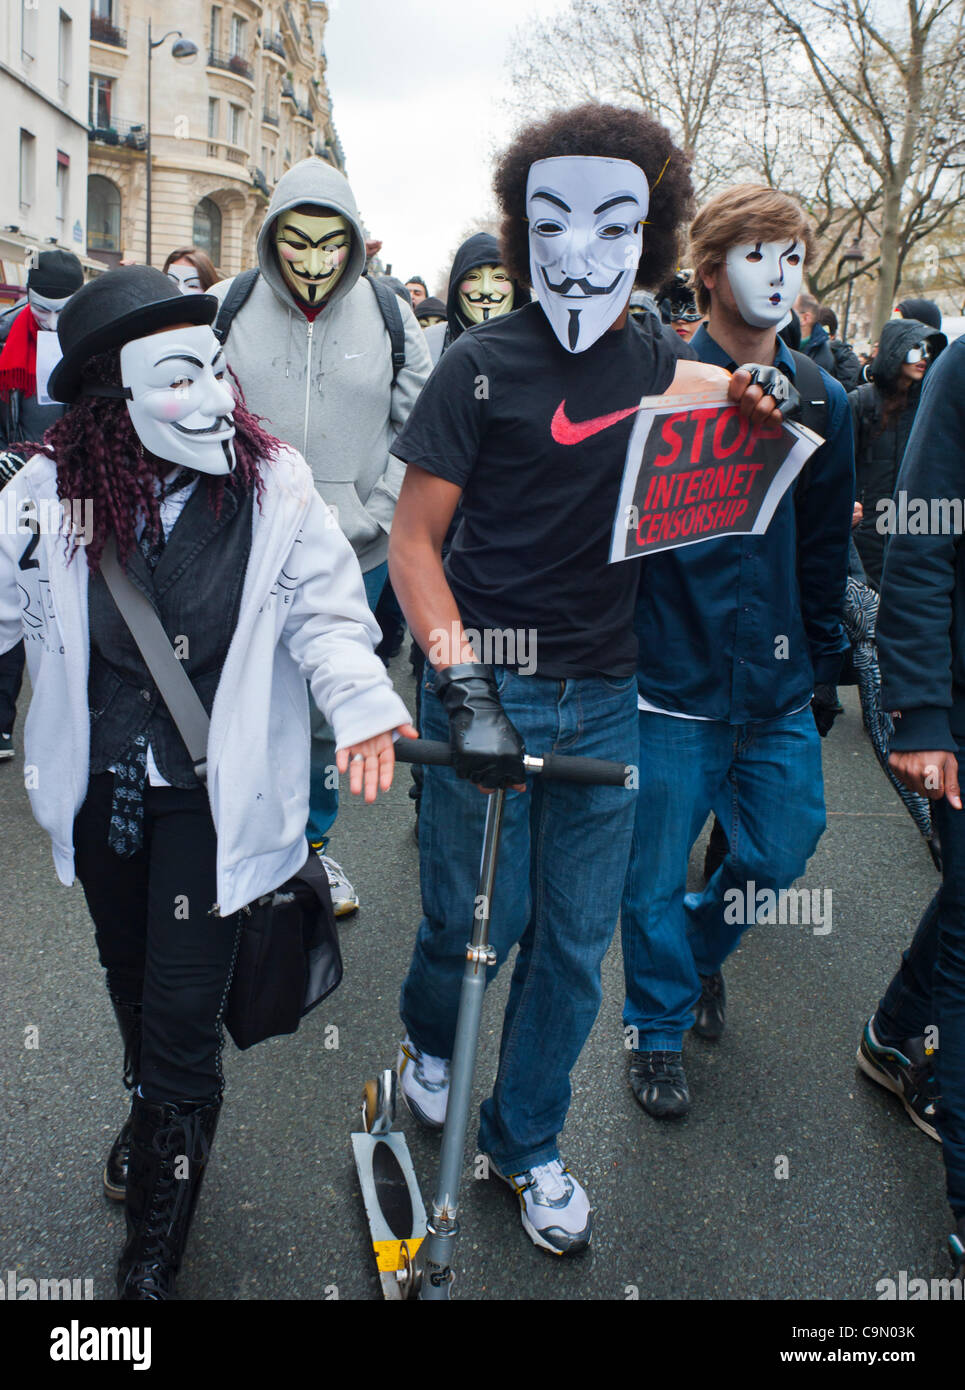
[876,768,965,1218]
[401,667,639,1173]
[621,707,826,1050]
[0,638,24,733]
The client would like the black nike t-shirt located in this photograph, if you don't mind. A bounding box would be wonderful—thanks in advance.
[390,299,678,678]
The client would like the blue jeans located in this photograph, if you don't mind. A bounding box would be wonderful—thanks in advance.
[400,667,639,1173]
[306,561,388,847]
[875,770,965,1218]
[621,707,825,1050]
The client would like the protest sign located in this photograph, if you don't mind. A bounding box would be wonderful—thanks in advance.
[609,389,820,562]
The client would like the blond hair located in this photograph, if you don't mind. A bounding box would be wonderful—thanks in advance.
[689,185,816,313]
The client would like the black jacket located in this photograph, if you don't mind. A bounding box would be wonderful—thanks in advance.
[849,317,947,588]
[829,338,862,391]
[801,321,836,375]
[441,233,530,351]
[878,335,965,752]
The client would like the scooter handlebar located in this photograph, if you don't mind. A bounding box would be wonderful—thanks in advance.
[393,738,631,788]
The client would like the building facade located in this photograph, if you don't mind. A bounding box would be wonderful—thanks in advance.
[87,0,344,275]
[0,1,96,300]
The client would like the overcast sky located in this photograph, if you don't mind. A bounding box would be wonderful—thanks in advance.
[325,0,569,295]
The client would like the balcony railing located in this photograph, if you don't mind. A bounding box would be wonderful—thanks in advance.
[263,31,286,59]
[88,118,147,150]
[90,14,127,48]
[205,140,250,165]
[208,49,254,81]
[281,81,295,101]
[262,108,280,126]
[252,167,270,196]
[295,103,313,122]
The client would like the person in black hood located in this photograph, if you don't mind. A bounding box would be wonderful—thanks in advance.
[422,232,529,365]
[850,316,947,588]
[896,296,942,331]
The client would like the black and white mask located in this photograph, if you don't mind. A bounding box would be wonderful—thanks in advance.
[526,156,649,353]
[119,325,236,474]
[28,289,73,332]
[725,240,804,329]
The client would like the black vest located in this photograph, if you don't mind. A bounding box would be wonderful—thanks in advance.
[88,477,254,786]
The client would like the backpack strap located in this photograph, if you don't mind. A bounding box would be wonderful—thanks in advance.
[214,268,259,344]
[786,348,829,439]
[367,275,406,385]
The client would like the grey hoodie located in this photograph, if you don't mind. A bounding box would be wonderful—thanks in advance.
[210,158,432,571]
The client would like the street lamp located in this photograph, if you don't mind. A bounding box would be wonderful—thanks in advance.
[837,234,864,343]
[145,20,198,267]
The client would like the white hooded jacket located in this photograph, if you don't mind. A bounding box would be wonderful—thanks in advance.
[0,447,411,916]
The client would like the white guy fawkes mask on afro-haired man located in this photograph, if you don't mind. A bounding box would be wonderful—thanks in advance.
[526,155,650,353]
[119,324,237,475]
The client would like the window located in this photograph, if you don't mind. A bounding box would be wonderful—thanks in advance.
[19,129,35,209]
[210,5,221,49]
[230,15,246,56]
[22,0,38,60]
[208,98,220,138]
[89,75,114,129]
[58,11,72,102]
[228,103,244,146]
[56,154,69,237]
[193,198,222,266]
[87,174,121,251]
[93,0,114,17]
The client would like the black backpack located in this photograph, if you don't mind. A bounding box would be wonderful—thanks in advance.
[214,269,407,383]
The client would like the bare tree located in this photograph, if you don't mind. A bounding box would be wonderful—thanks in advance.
[506,0,770,198]
[763,0,965,334]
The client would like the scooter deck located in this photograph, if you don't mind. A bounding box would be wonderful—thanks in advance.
[351,1130,427,1300]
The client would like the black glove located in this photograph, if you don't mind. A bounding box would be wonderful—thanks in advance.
[811,683,843,737]
[434,663,526,787]
[737,363,802,424]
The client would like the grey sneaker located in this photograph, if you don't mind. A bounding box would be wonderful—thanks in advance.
[488,1156,592,1255]
[321,854,359,917]
[397,1036,449,1128]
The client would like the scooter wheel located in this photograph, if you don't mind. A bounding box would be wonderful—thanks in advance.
[362,1079,380,1134]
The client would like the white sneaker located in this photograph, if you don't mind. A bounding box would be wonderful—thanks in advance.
[489,1156,592,1255]
[397,1036,450,1129]
[321,854,359,917]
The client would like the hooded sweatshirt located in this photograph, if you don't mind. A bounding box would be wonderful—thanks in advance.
[849,316,947,587]
[423,232,530,365]
[209,159,433,572]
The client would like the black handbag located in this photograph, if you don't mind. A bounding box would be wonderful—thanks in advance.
[100,537,343,1050]
[224,847,341,1050]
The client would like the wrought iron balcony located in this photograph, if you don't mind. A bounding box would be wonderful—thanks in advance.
[90,14,127,48]
[88,117,147,150]
[208,49,254,81]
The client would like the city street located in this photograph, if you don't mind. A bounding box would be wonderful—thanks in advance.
[0,660,952,1302]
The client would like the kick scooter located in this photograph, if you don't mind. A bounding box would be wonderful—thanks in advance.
[351,737,632,1300]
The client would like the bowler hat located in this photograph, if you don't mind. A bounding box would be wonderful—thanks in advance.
[48,265,218,403]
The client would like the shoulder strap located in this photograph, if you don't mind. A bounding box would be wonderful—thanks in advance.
[367,276,406,384]
[214,268,260,345]
[787,349,829,439]
[99,537,210,782]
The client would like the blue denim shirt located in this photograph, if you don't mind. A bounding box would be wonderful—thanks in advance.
[634,326,854,723]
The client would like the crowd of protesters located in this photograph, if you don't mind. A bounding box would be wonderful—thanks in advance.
[1,98,963,1301]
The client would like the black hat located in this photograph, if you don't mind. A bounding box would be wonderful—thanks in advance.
[48,265,218,403]
[27,249,84,299]
[415,296,446,321]
[896,297,942,331]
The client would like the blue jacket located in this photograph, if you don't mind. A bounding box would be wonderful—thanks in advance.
[633,326,854,723]
[877,335,965,752]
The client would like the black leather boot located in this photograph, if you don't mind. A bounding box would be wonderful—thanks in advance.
[116,1094,221,1301]
[103,996,142,1202]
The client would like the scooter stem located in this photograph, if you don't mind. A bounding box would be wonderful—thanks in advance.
[419,787,506,1300]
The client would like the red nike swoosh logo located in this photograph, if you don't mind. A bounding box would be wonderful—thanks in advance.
[551,399,642,445]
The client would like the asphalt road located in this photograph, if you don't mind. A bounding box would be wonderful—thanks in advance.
[0,660,953,1302]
